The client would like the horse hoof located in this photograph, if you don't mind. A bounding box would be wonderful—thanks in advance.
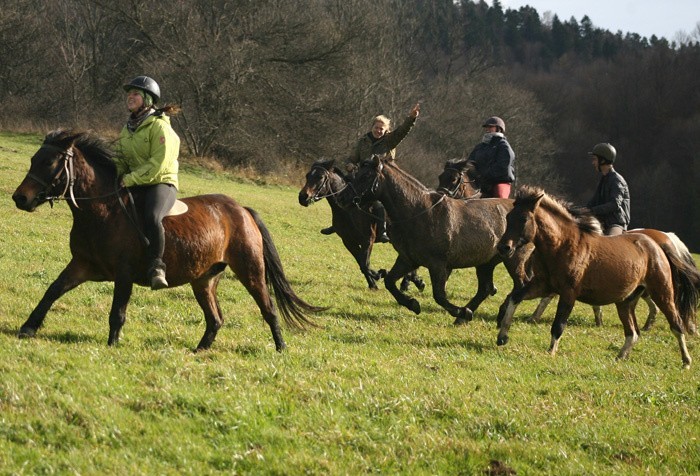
[453,307,473,326]
[408,299,421,314]
[490,286,498,296]
[415,280,426,292]
[17,327,36,339]
[496,335,509,346]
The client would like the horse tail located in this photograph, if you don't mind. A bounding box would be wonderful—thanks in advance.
[666,233,699,281]
[245,207,324,329]
[661,242,700,333]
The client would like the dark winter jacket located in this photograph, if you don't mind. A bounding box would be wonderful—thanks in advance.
[467,133,515,192]
[587,167,630,231]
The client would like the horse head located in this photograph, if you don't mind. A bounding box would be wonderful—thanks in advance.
[497,186,544,258]
[298,159,343,207]
[337,155,384,209]
[12,129,84,211]
[13,129,117,212]
[437,158,480,198]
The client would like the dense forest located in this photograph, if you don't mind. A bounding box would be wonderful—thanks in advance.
[1,0,699,249]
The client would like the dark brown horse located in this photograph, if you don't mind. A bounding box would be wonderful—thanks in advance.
[12,129,321,351]
[298,159,424,292]
[497,186,699,368]
[339,156,528,322]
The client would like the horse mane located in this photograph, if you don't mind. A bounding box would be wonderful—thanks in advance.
[45,129,117,175]
[384,159,430,193]
[312,158,351,182]
[515,185,602,235]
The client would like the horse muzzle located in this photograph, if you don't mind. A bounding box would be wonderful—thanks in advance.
[298,190,313,207]
[497,240,516,258]
[12,185,43,212]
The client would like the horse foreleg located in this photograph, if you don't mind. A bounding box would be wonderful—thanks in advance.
[108,278,133,346]
[496,281,535,345]
[640,293,658,331]
[384,257,421,314]
[18,260,88,338]
[459,261,499,324]
[427,267,471,324]
[549,298,575,356]
[192,276,225,351]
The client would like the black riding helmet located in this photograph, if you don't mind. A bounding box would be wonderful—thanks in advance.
[123,76,161,104]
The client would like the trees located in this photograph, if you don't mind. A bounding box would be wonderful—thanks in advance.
[1,0,699,246]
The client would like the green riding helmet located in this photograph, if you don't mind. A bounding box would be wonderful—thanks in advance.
[589,143,617,164]
[123,75,161,103]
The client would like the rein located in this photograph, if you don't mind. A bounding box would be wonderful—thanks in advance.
[347,171,448,224]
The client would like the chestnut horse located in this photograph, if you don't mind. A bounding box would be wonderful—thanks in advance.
[298,159,424,292]
[12,130,321,351]
[497,186,699,368]
[339,156,530,322]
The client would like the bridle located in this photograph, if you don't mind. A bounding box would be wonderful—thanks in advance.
[437,166,480,199]
[307,165,348,202]
[27,144,80,208]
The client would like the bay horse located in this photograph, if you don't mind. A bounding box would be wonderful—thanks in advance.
[339,156,527,322]
[436,158,700,332]
[496,186,699,368]
[298,159,424,292]
[12,129,322,352]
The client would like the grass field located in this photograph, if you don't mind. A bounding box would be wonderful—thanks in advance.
[1,131,698,475]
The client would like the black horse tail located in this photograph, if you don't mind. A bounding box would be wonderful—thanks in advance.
[662,243,700,334]
[245,207,325,329]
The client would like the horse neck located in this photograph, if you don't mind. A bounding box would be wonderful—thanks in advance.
[69,150,118,215]
[325,171,347,206]
[532,201,581,255]
[377,165,432,219]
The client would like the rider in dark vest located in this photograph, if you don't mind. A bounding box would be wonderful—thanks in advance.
[586,142,630,235]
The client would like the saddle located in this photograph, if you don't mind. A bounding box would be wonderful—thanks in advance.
[165,199,189,217]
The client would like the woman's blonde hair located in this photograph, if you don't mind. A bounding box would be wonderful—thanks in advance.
[372,115,391,129]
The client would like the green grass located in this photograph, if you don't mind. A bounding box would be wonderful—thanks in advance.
[1,131,698,475]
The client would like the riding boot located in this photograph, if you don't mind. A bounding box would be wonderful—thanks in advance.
[149,258,169,290]
[372,202,390,243]
[320,226,335,235]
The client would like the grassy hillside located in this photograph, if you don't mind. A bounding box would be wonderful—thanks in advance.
[1,131,698,475]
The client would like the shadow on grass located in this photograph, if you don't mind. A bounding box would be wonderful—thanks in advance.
[0,323,102,345]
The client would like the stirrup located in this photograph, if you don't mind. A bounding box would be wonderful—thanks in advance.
[377,232,391,243]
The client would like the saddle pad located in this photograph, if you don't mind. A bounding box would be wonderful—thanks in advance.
[166,199,189,217]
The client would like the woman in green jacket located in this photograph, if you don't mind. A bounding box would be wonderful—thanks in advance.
[114,75,181,290]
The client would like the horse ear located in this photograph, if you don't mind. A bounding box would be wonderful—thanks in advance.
[371,154,383,172]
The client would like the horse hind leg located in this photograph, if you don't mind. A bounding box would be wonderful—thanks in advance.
[191,276,225,351]
[614,301,640,361]
[640,292,658,331]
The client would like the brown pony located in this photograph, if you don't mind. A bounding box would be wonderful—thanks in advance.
[497,186,699,368]
[298,159,424,292]
[436,158,700,332]
[12,130,322,351]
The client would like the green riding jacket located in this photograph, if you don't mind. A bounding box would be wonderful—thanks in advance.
[114,112,180,189]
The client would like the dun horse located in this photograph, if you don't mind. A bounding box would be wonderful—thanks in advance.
[12,130,321,351]
[340,156,528,322]
[497,186,699,368]
[298,159,424,291]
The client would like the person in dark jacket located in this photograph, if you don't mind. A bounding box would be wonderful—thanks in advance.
[466,116,516,198]
[586,142,630,235]
[320,103,420,242]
